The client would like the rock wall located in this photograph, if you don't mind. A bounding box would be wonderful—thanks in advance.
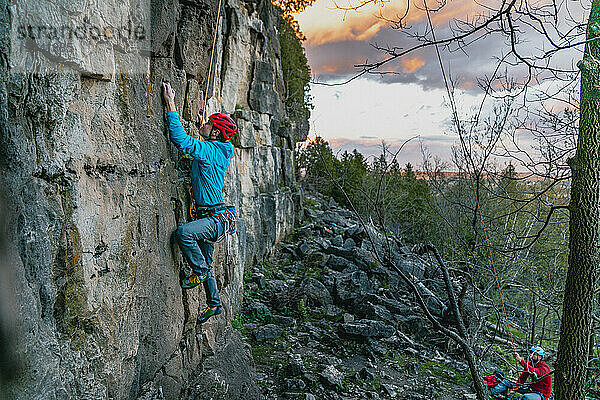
[0,0,306,398]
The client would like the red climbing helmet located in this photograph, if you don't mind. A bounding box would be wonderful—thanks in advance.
[208,113,237,141]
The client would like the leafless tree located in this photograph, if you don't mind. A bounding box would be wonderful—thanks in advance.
[317,0,599,397]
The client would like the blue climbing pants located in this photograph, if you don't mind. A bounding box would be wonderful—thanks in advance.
[175,214,226,307]
[490,379,514,395]
[518,391,545,400]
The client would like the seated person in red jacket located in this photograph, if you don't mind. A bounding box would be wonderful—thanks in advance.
[508,346,552,399]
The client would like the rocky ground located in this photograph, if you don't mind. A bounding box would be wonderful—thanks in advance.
[234,193,482,400]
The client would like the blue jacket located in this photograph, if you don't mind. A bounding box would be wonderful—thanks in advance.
[167,111,234,207]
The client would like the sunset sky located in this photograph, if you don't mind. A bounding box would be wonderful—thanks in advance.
[294,0,587,167]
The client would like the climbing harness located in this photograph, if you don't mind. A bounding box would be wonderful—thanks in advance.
[188,194,237,239]
[210,206,237,242]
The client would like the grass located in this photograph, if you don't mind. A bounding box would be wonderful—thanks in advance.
[231,313,245,330]
[298,298,308,319]
[420,361,471,386]
[304,198,318,209]
[368,377,381,391]
[256,259,285,280]
[298,252,325,279]
[252,343,277,364]
[394,353,409,369]
[341,376,352,391]
[251,339,288,365]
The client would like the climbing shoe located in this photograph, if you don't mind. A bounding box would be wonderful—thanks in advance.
[197,305,222,323]
[181,272,208,289]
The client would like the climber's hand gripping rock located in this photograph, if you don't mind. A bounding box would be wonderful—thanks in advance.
[162,81,176,112]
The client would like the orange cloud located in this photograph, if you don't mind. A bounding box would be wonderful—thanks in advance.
[310,54,370,75]
[430,0,490,27]
[321,64,340,73]
[460,80,475,90]
[401,57,425,73]
[295,0,412,46]
[296,0,489,46]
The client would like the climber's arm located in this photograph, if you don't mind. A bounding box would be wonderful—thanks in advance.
[162,82,212,161]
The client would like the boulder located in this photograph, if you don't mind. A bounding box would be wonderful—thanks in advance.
[343,238,356,249]
[354,302,393,322]
[320,331,343,349]
[334,270,375,305]
[359,367,376,381]
[319,269,337,294]
[252,273,266,289]
[282,262,301,274]
[340,320,395,339]
[366,338,389,357]
[360,294,415,316]
[302,321,324,338]
[319,365,344,389]
[284,353,305,376]
[252,324,284,342]
[185,328,262,400]
[323,304,343,318]
[345,224,365,239]
[396,315,427,339]
[326,255,357,272]
[296,241,312,258]
[245,301,270,317]
[312,236,330,250]
[441,298,479,330]
[271,315,297,328]
[284,377,306,391]
[382,383,398,397]
[395,255,426,281]
[266,279,291,295]
[271,277,331,312]
[324,246,375,271]
[331,235,344,247]
[372,267,401,290]
[298,277,332,306]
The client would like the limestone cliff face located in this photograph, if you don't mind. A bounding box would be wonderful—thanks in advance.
[0,0,305,398]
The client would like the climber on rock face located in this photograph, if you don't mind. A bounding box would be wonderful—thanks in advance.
[162,81,237,324]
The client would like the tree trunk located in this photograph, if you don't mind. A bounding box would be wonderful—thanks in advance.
[555,1,600,398]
